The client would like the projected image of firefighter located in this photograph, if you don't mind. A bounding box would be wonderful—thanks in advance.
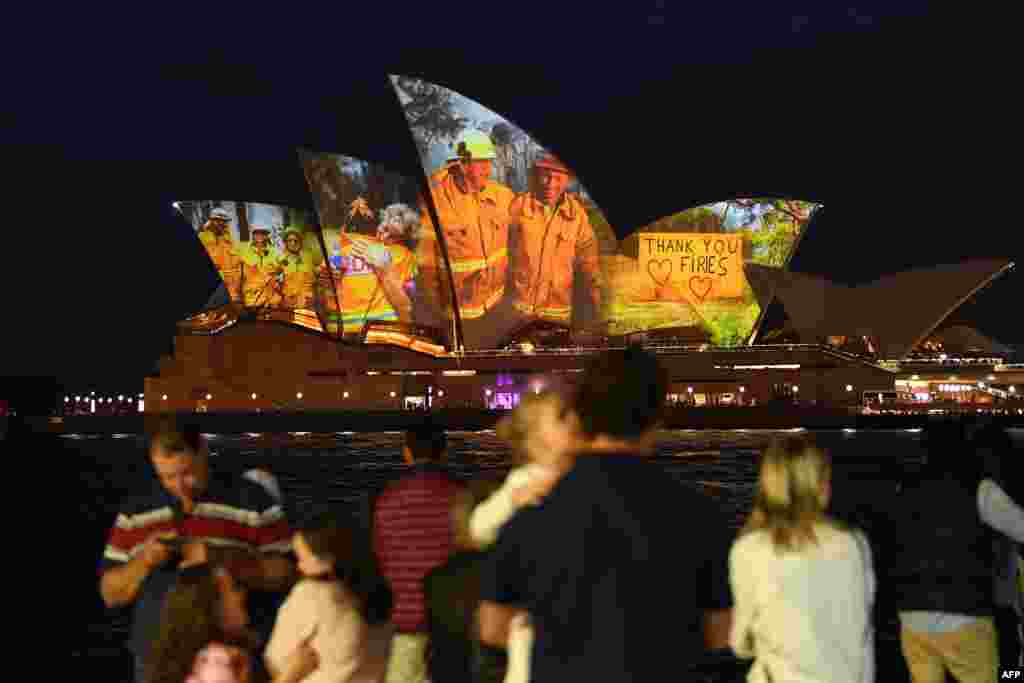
[196,207,243,300]
[239,224,284,307]
[316,197,419,337]
[415,129,515,347]
[391,75,620,349]
[508,153,603,333]
[278,228,317,309]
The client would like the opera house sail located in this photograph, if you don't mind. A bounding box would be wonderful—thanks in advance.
[136,76,1016,416]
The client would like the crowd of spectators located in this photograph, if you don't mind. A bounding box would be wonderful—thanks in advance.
[97,346,1024,682]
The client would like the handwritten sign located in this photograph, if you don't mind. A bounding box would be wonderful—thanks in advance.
[638,233,744,302]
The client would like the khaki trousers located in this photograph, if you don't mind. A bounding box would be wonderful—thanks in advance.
[900,617,999,683]
[385,632,430,683]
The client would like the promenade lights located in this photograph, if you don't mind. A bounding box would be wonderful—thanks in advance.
[118,395,124,401]
[1010,386,1016,394]
[739,386,745,393]
[793,385,799,393]
[687,387,693,393]
[65,397,70,403]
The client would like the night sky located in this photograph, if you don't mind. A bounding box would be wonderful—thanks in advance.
[3,3,1019,385]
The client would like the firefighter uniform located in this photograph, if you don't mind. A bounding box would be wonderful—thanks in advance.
[240,236,283,307]
[198,230,243,300]
[508,165,603,327]
[318,235,417,336]
[279,229,317,309]
[417,167,514,321]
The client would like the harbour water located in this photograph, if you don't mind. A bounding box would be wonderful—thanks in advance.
[72,428,1020,681]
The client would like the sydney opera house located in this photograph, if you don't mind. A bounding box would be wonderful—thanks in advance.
[134,77,1019,416]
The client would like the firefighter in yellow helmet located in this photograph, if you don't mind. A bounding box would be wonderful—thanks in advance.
[508,153,604,329]
[278,228,317,309]
[197,207,243,301]
[416,129,515,343]
[240,225,284,307]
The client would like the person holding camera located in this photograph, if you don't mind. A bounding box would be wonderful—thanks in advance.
[99,419,296,682]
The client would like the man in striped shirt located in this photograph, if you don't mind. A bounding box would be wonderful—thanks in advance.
[99,420,295,682]
[373,425,475,683]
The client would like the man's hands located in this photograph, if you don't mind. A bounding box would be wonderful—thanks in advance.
[179,538,211,568]
[140,531,181,571]
[349,197,373,220]
[279,626,319,683]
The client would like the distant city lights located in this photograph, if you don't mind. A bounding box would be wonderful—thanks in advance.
[343,391,349,398]
[251,393,258,400]
[437,390,444,397]
[161,395,168,400]
[390,391,397,397]
[845,385,854,392]
[296,392,303,399]
[205,394,212,400]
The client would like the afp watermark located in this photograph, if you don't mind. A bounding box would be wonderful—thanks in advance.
[1002,669,1023,679]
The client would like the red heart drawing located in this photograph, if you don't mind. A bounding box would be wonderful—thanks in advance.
[689,276,713,302]
[646,259,673,286]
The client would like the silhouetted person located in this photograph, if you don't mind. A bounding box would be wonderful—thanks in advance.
[476,346,734,681]
[891,421,1024,682]
[372,425,473,683]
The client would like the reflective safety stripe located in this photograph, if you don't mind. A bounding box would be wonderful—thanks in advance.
[449,247,508,274]
[513,301,572,319]
[459,287,505,319]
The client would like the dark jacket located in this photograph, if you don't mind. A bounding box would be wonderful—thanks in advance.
[424,550,507,683]
[890,475,995,616]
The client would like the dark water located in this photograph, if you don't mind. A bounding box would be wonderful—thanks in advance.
[71,428,1020,681]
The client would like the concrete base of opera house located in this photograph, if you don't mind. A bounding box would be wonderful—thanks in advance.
[21,407,1024,436]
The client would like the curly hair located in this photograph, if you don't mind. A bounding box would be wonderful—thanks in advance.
[377,203,421,245]
[145,564,260,683]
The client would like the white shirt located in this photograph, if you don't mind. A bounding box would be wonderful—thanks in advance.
[469,464,555,548]
[729,523,875,683]
[265,579,392,683]
[899,478,1024,633]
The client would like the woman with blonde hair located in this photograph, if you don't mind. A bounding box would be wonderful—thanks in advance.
[729,436,875,683]
[469,391,580,683]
